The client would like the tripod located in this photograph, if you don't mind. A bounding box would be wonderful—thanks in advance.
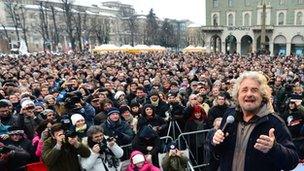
[165,111,201,169]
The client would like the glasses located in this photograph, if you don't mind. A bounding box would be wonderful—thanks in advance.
[24,106,35,110]
[190,98,197,100]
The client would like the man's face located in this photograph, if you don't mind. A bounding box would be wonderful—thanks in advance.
[109,113,120,122]
[167,96,176,103]
[9,95,19,103]
[92,132,104,143]
[136,90,145,98]
[46,112,55,121]
[131,106,139,112]
[150,95,159,102]
[238,78,263,114]
[0,106,11,117]
[10,134,22,142]
[23,105,35,117]
[217,96,226,106]
[41,87,49,97]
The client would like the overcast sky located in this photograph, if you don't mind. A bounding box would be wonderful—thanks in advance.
[76,0,206,25]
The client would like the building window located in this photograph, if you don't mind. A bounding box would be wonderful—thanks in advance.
[298,0,304,4]
[213,0,218,8]
[279,0,285,5]
[228,0,233,7]
[278,12,284,25]
[228,13,234,26]
[297,12,303,25]
[244,13,250,26]
[213,14,219,26]
[244,0,250,6]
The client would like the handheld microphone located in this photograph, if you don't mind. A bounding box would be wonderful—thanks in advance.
[221,115,235,132]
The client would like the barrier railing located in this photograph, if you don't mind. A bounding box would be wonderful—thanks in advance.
[177,128,213,170]
[120,131,210,171]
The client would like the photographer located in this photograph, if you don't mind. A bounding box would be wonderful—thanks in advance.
[81,125,123,171]
[102,107,134,146]
[1,127,35,171]
[64,91,95,127]
[161,141,189,171]
[282,98,304,158]
[42,123,90,171]
[16,98,43,140]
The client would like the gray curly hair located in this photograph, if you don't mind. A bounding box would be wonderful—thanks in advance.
[231,71,272,107]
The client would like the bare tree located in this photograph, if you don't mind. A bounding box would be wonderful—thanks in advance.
[145,9,159,45]
[120,8,137,46]
[0,24,10,51]
[19,4,29,48]
[1,24,10,41]
[61,0,76,51]
[50,5,59,51]
[74,8,88,52]
[90,16,110,45]
[4,0,21,43]
[38,1,50,52]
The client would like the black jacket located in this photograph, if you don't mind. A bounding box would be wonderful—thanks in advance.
[212,108,299,171]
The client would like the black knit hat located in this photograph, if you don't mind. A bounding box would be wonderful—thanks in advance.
[106,107,120,116]
[119,105,130,114]
[0,99,12,108]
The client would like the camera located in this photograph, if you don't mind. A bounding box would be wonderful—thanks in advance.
[99,142,108,152]
[107,137,115,142]
[64,91,83,109]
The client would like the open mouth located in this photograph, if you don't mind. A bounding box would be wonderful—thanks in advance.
[244,99,255,103]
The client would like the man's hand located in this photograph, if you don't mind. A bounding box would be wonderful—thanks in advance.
[92,144,100,154]
[68,137,80,148]
[54,132,65,145]
[254,128,275,153]
[212,129,225,145]
[107,138,116,147]
[147,146,153,151]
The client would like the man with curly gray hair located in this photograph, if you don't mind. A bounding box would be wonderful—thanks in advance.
[211,71,299,171]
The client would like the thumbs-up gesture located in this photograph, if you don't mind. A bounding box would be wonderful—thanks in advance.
[254,128,275,153]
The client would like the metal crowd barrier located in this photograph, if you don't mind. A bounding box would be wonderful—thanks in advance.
[177,128,213,170]
[120,131,211,171]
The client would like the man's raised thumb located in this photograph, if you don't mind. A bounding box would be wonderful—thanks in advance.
[269,128,275,138]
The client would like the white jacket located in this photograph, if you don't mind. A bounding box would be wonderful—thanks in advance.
[81,142,124,171]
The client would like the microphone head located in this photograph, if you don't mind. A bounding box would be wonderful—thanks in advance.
[226,115,235,124]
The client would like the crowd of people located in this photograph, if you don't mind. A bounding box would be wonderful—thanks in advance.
[0,51,303,171]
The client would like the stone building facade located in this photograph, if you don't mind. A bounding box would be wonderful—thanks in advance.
[202,0,304,56]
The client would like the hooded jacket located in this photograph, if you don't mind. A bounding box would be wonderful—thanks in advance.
[126,150,160,171]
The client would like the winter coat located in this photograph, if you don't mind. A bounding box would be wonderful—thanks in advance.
[212,108,299,171]
[42,137,90,171]
[4,138,36,170]
[161,153,188,171]
[16,114,43,140]
[126,150,160,171]
[137,115,167,136]
[207,104,229,128]
[81,142,123,171]
[102,119,134,146]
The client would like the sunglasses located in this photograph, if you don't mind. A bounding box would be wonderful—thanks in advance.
[24,106,35,110]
